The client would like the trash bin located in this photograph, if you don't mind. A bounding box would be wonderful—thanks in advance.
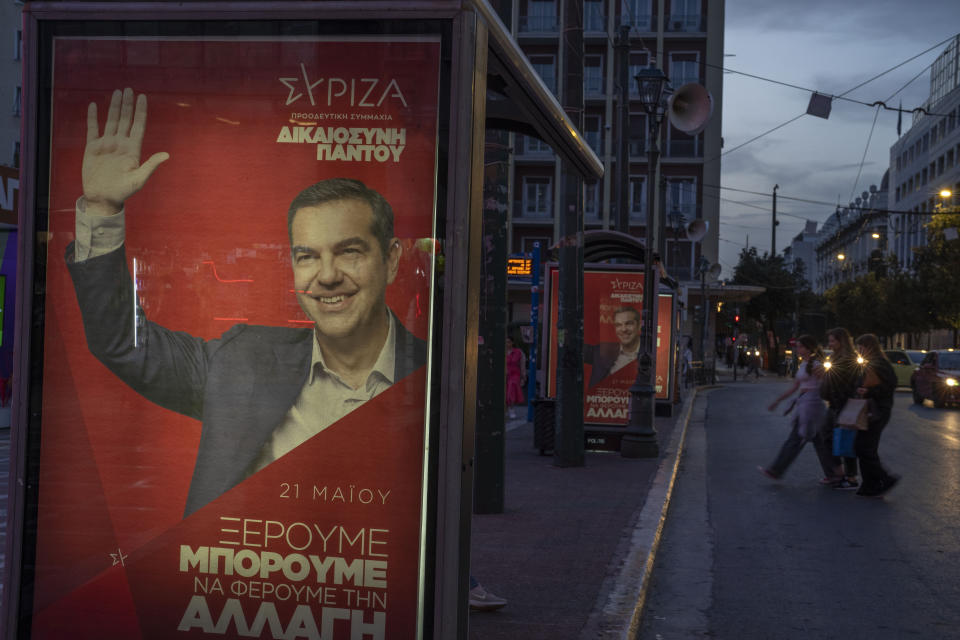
[532,398,556,455]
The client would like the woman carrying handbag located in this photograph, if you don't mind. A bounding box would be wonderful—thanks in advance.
[759,335,831,480]
[815,327,861,489]
[852,334,900,497]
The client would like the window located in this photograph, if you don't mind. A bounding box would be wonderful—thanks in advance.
[629,53,651,96]
[668,53,699,88]
[530,55,556,95]
[624,0,652,31]
[629,175,646,220]
[584,180,599,219]
[584,114,602,154]
[669,0,701,31]
[629,113,647,156]
[584,55,603,95]
[667,129,699,157]
[584,0,605,31]
[523,177,553,218]
[522,134,552,155]
[522,0,558,32]
[667,178,697,217]
[15,29,22,61]
[12,86,21,117]
[13,141,19,169]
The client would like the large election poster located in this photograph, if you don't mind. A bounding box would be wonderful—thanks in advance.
[32,37,440,639]
[545,267,672,426]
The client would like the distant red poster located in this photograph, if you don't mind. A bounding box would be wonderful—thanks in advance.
[546,267,673,426]
[34,36,441,639]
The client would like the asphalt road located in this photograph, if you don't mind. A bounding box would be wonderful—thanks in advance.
[640,381,960,640]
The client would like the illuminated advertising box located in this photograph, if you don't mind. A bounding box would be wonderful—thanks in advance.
[17,31,442,640]
[544,265,674,427]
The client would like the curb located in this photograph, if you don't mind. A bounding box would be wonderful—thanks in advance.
[580,387,698,639]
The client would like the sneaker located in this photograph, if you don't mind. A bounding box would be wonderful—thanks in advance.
[819,476,843,486]
[833,478,859,490]
[757,466,780,480]
[469,585,507,612]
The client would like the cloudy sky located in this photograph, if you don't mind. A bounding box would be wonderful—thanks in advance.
[717,0,960,274]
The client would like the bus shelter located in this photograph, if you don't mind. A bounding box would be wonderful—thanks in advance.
[3,2,602,639]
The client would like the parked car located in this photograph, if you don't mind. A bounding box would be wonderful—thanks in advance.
[885,349,926,387]
[910,349,960,408]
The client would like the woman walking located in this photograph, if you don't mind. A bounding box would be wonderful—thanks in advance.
[815,327,861,489]
[759,335,830,479]
[852,334,900,497]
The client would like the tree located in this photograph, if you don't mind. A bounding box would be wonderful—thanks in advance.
[731,247,810,370]
[913,205,960,344]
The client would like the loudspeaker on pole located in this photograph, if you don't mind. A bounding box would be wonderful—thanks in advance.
[684,219,708,243]
[667,83,714,135]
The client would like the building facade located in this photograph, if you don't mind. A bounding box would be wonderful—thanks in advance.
[888,34,960,271]
[782,219,819,289]
[814,174,888,295]
[1,1,22,170]
[503,0,724,322]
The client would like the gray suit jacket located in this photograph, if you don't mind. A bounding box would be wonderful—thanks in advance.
[67,245,427,516]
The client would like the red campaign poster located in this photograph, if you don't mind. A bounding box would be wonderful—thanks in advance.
[546,268,673,426]
[34,37,441,639]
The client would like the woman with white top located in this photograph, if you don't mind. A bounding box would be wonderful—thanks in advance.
[759,335,832,480]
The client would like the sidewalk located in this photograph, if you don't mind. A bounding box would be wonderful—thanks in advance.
[468,392,696,640]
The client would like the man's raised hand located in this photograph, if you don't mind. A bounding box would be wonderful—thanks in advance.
[82,88,169,216]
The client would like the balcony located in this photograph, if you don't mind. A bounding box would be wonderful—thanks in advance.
[517,135,555,157]
[666,137,700,158]
[666,14,705,32]
[624,14,654,32]
[519,14,559,33]
[514,201,554,221]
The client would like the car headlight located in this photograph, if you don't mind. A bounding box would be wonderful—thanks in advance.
[947,378,958,387]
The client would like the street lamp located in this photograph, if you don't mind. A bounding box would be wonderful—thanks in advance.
[620,65,670,459]
[696,255,721,383]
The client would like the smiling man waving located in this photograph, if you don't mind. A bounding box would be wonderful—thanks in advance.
[67,88,426,516]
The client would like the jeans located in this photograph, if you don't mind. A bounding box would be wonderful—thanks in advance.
[813,409,858,478]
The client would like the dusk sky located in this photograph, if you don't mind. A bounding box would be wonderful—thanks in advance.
[717,1,960,276]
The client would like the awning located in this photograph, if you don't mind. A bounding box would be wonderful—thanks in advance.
[472,1,604,181]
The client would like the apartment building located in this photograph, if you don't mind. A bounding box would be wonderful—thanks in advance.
[503,0,724,318]
[888,34,960,271]
[814,175,888,295]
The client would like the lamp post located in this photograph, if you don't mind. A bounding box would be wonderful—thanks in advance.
[696,255,720,383]
[621,65,670,459]
[668,208,685,279]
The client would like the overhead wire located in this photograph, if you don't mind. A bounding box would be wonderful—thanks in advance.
[706,33,958,117]
[709,34,958,164]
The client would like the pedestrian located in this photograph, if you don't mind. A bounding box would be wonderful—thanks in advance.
[745,349,761,379]
[758,335,831,480]
[814,327,860,489]
[682,339,694,388]
[505,336,526,419]
[469,574,508,611]
[851,334,900,497]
